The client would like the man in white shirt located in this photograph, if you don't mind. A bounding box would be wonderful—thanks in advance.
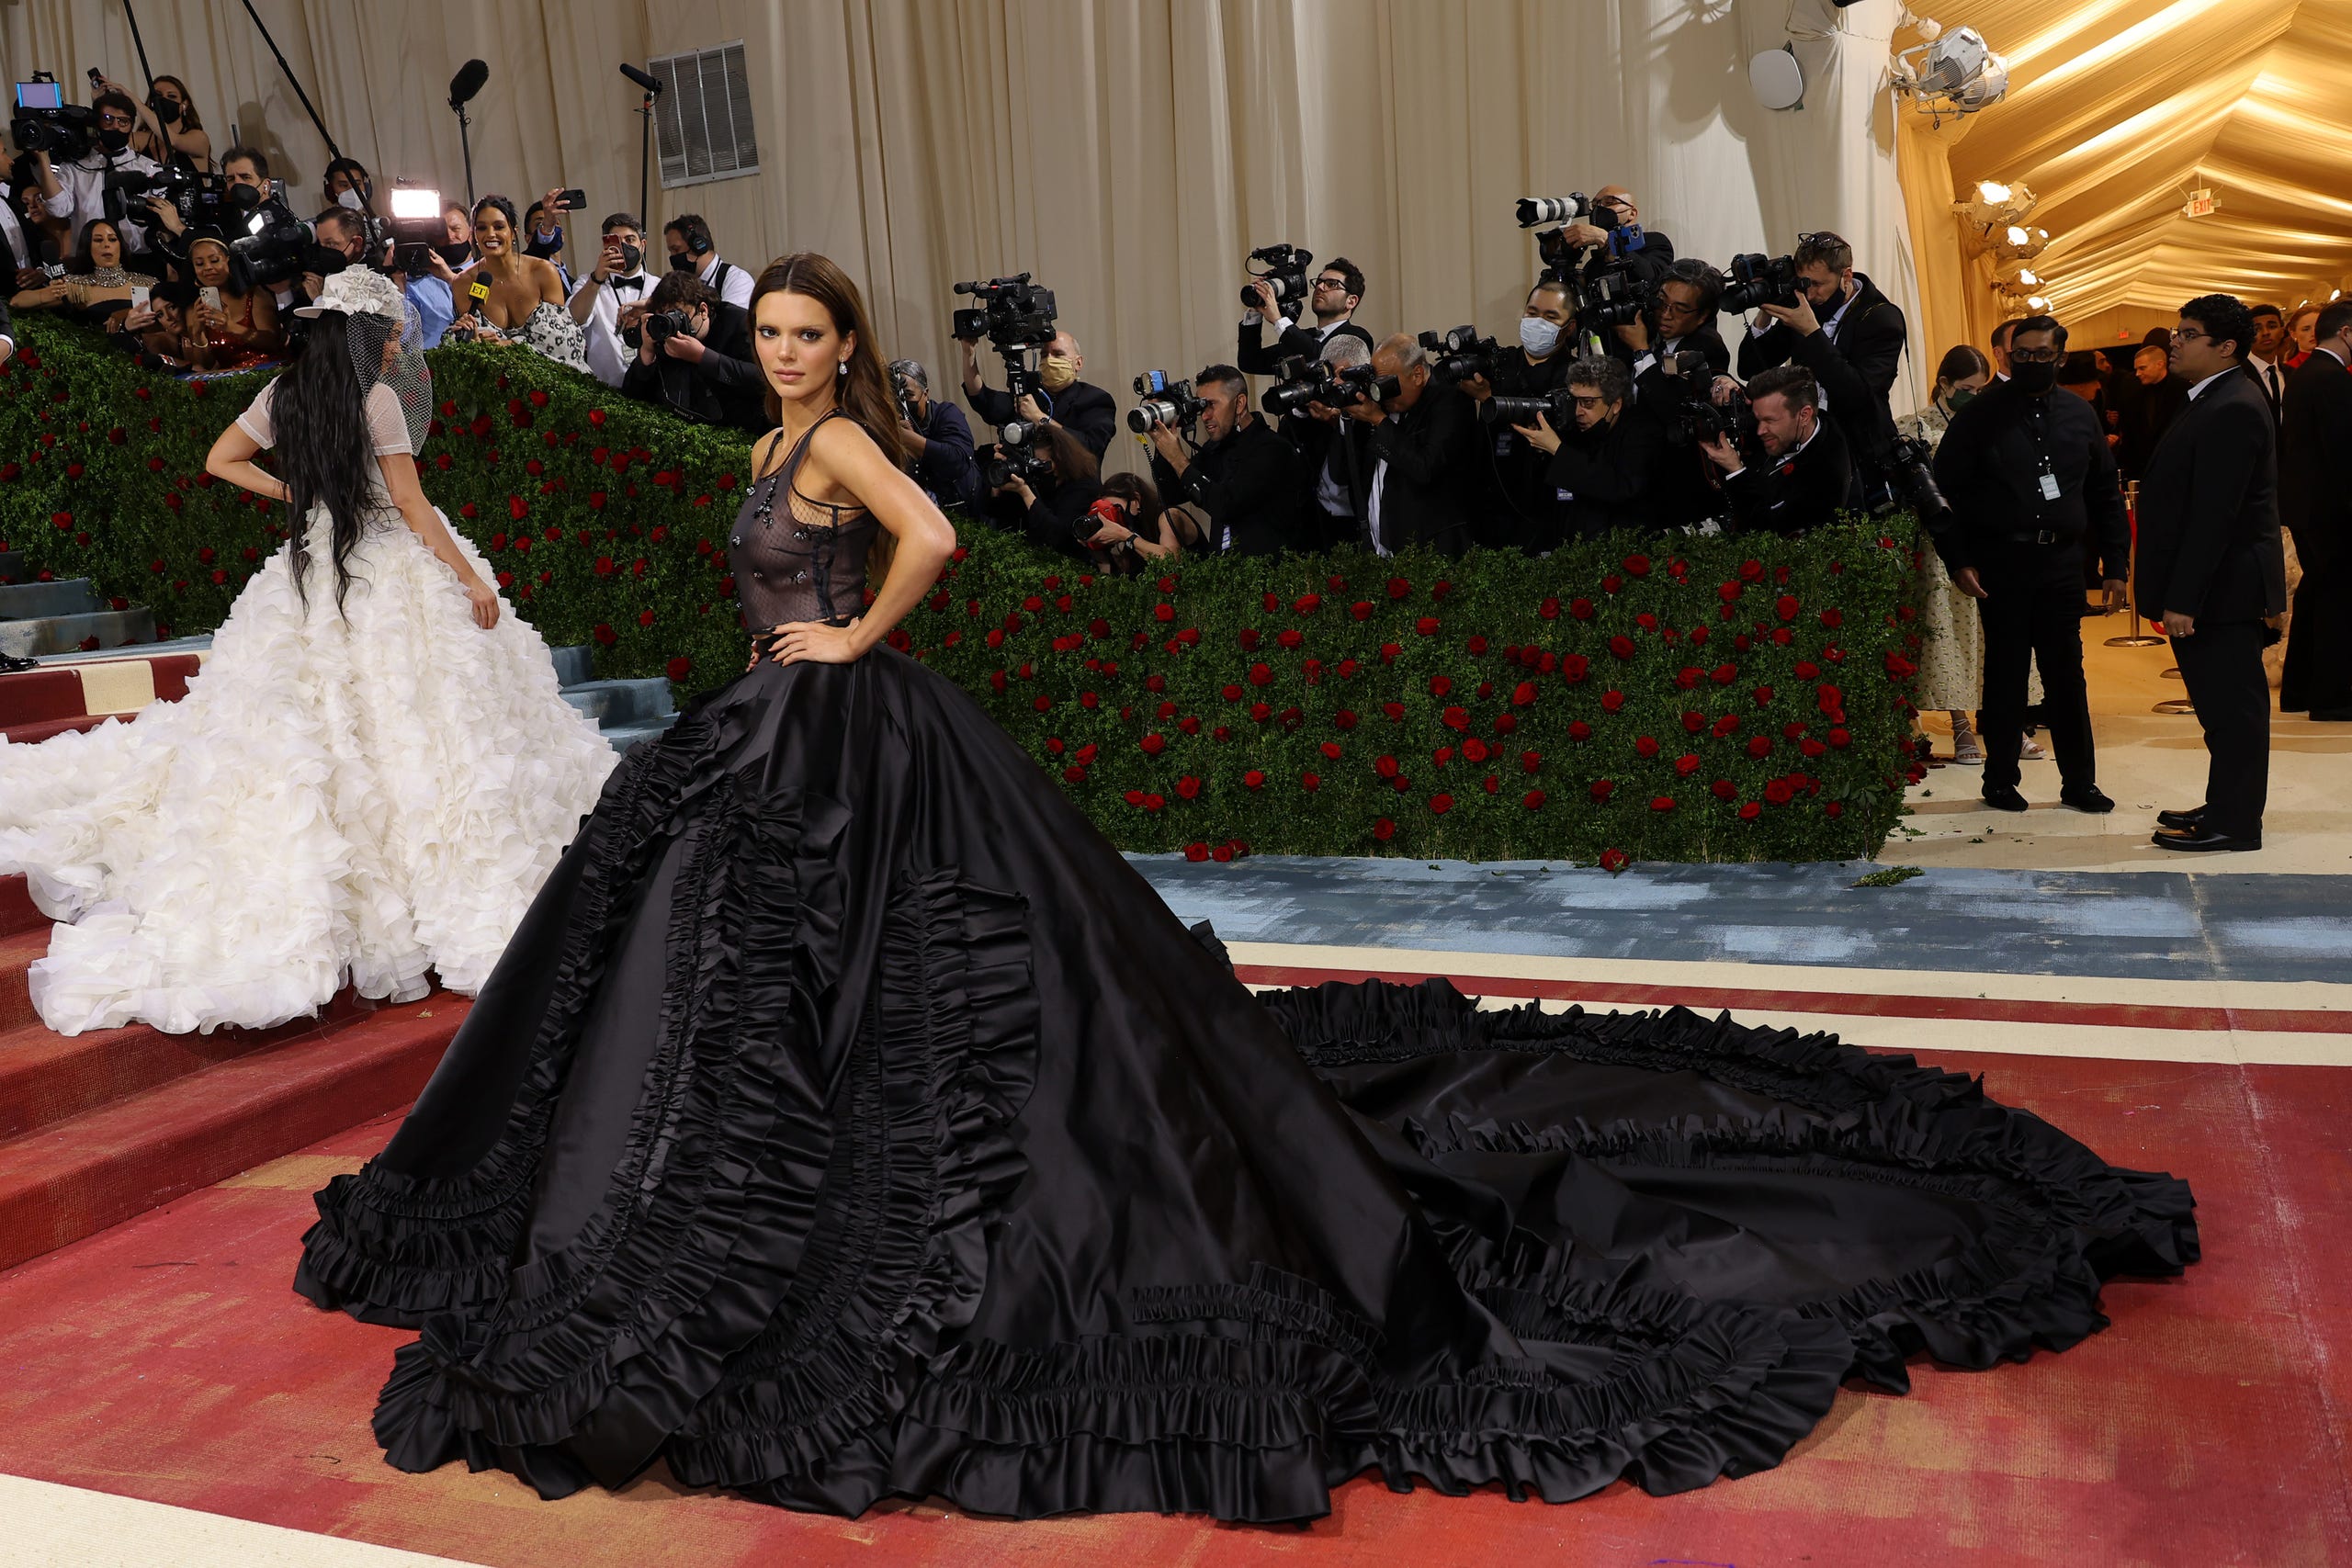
[37,92,161,254]
[662,213,753,311]
[2245,301,2288,425]
[569,212,657,389]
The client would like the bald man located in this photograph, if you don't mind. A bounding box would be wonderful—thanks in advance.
[1339,333,1475,557]
[1546,183,1679,290]
[959,327,1117,458]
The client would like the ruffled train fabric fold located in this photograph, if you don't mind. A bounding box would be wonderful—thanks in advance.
[0,510,616,1035]
[295,649,2198,1523]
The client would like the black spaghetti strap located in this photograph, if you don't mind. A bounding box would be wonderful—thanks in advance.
[754,409,843,491]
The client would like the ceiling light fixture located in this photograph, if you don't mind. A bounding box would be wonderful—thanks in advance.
[1891,16,2009,125]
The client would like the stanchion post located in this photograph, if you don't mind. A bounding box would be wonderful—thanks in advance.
[2107,479,2165,648]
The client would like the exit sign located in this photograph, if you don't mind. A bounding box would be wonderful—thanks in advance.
[2184,188,2218,218]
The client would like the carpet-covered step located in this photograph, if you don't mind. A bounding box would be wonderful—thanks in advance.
[0,606,159,660]
[0,876,39,939]
[602,716,682,751]
[0,994,464,1272]
[560,676,675,729]
[0,579,99,621]
[0,652,205,743]
[0,549,29,584]
[550,644,594,686]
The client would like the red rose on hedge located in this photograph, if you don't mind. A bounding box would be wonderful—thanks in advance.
[1373,817,1396,840]
[1600,848,1629,873]
[666,657,692,681]
[1559,653,1589,683]
[1140,733,1166,756]
[1650,795,1676,812]
[1590,778,1615,802]
[1623,553,1651,576]
[1249,661,1272,686]
[1738,800,1762,820]
[1601,689,1626,712]
[1522,789,1545,809]
[1675,753,1700,776]
[1775,594,1799,621]
[1568,720,1592,741]
[593,623,616,645]
[1243,770,1266,790]
[1609,636,1634,660]
[1430,793,1453,815]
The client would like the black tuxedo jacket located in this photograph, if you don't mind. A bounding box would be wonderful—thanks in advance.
[619,301,769,434]
[1724,418,1852,537]
[1149,416,1306,558]
[2134,369,2286,624]
[2279,350,2351,565]
[1238,317,1374,378]
[1358,381,1476,555]
[1736,273,1906,428]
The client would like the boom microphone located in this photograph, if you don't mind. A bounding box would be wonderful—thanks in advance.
[619,62,662,95]
[448,58,489,110]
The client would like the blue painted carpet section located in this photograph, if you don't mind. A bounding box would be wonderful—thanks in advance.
[1128,857,2352,986]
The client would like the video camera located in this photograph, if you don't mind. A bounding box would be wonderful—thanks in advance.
[1869,432,1952,533]
[952,272,1057,352]
[1240,243,1312,310]
[383,184,446,277]
[10,74,96,161]
[1719,252,1801,313]
[1128,369,1204,435]
[1677,382,1756,453]
[104,163,229,231]
[1518,193,1617,284]
[224,195,337,288]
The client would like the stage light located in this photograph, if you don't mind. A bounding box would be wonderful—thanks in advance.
[1951,178,2038,235]
[2026,295,2052,312]
[1894,20,2009,124]
[388,186,442,221]
[1995,224,2049,262]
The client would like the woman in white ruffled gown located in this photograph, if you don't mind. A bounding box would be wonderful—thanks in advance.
[0,269,616,1036]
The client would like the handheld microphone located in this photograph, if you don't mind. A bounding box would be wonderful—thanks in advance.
[448,59,489,110]
[619,62,662,95]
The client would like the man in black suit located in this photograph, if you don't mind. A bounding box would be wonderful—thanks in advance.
[2278,299,2352,721]
[618,274,770,435]
[1522,355,1666,544]
[2245,302,2289,427]
[1736,231,1906,439]
[2137,294,2289,852]
[2118,342,2188,481]
[959,328,1117,459]
[1460,277,1580,547]
[1545,185,1679,291]
[1344,334,1476,557]
[1145,364,1306,558]
[1930,315,2130,814]
[1702,366,1850,536]
[1238,255,1373,377]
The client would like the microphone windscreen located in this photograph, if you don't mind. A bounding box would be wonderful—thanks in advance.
[618,62,663,94]
[448,59,489,107]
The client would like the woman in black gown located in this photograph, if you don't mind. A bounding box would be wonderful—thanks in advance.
[295,254,2199,1523]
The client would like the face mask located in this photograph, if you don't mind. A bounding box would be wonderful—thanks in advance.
[1039,355,1077,392]
[669,250,695,272]
[99,129,130,154]
[152,98,182,126]
[615,241,642,273]
[1519,317,1563,357]
[336,187,365,211]
[2010,360,2059,395]
[436,242,473,269]
[226,182,262,210]
[1944,386,1977,412]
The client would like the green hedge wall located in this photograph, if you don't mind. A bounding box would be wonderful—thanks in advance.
[1,317,1927,864]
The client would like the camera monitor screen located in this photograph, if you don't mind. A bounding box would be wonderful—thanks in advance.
[15,81,65,110]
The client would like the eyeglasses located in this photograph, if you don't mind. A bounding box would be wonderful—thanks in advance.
[2171,328,2210,345]
[99,111,135,129]
[1314,276,1347,290]
[2010,348,2064,364]
[1567,392,1608,410]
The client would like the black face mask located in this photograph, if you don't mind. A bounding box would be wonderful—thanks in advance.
[152,97,182,126]
[226,182,263,210]
[98,128,131,155]
[2010,360,2059,395]
[614,241,642,273]
[436,242,474,269]
[669,250,695,272]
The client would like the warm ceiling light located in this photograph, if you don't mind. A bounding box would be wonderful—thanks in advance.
[2335,288,2344,300]
[2027,295,2052,310]
[2006,225,2028,245]
[1978,181,2012,203]
[2017,269,2041,287]
[1953,180,2039,236]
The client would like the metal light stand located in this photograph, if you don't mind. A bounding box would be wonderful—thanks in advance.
[454,100,475,209]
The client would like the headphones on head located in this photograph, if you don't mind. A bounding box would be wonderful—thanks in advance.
[677,217,713,256]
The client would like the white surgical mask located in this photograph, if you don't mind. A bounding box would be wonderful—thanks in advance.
[336,187,365,211]
[1520,317,1563,357]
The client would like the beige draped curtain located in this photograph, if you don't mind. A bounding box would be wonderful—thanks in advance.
[9,0,1926,464]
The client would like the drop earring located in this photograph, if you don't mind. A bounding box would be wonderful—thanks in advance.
[837,361,847,377]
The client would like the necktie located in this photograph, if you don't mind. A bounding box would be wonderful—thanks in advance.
[2268,365,2282,410]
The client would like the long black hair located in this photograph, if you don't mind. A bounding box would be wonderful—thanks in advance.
[271,309,393,612]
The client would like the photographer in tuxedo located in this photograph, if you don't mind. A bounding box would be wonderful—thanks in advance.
[2278,299,2352,722]
[1145,365,1306,558]
[1702,367,1850,537]
[2137,295,2288,852]
[1238,255,1372,376]
[1346,334,1476,557]
[619,273,767,435]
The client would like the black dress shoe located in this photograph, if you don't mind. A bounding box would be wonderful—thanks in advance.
[2156,806,2208,831]
[0,651,39,675]
[1983,784,2029,812]
[2061,785,2115,813]
[2152,826,2261,852]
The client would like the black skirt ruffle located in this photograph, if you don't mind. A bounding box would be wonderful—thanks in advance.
[293,648,2197,1522]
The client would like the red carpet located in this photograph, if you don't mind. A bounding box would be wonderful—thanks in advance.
[0,1047,2341,1567]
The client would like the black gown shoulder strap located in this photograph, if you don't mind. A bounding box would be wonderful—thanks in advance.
[756,408,846,491]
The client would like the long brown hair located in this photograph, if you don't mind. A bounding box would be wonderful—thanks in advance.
[749,252,917,585]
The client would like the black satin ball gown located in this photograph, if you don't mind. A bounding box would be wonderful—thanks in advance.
[293,414,2199,1522]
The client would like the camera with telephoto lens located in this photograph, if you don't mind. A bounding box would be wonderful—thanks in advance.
[1240,243,1312,310]
[1330,361,1401,409]
[1519,194,1618,283]
[1719,253,1801,313]
[1418,324,1509,384]
[1476,386,1577,429]
[978,421,1054,492]
[1870,432,1953,532]
[1127,369,1204,434]
[1262,355,1342,417]
[952,272,1058,351]
[1676,383,1756,452]
[9,73,96,160]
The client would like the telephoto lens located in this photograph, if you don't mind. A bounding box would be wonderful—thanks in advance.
[1127,399,1182,434]
[1516,195,1592,229]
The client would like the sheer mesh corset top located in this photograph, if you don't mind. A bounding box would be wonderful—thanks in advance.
[729,410,880,630]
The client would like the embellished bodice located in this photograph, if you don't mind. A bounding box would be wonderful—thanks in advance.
[729,412,878,631]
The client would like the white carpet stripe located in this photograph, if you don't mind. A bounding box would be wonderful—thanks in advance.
[0,1473,489,1568]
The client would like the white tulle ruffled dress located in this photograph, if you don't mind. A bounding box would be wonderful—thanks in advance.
[0,380,618,1036]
